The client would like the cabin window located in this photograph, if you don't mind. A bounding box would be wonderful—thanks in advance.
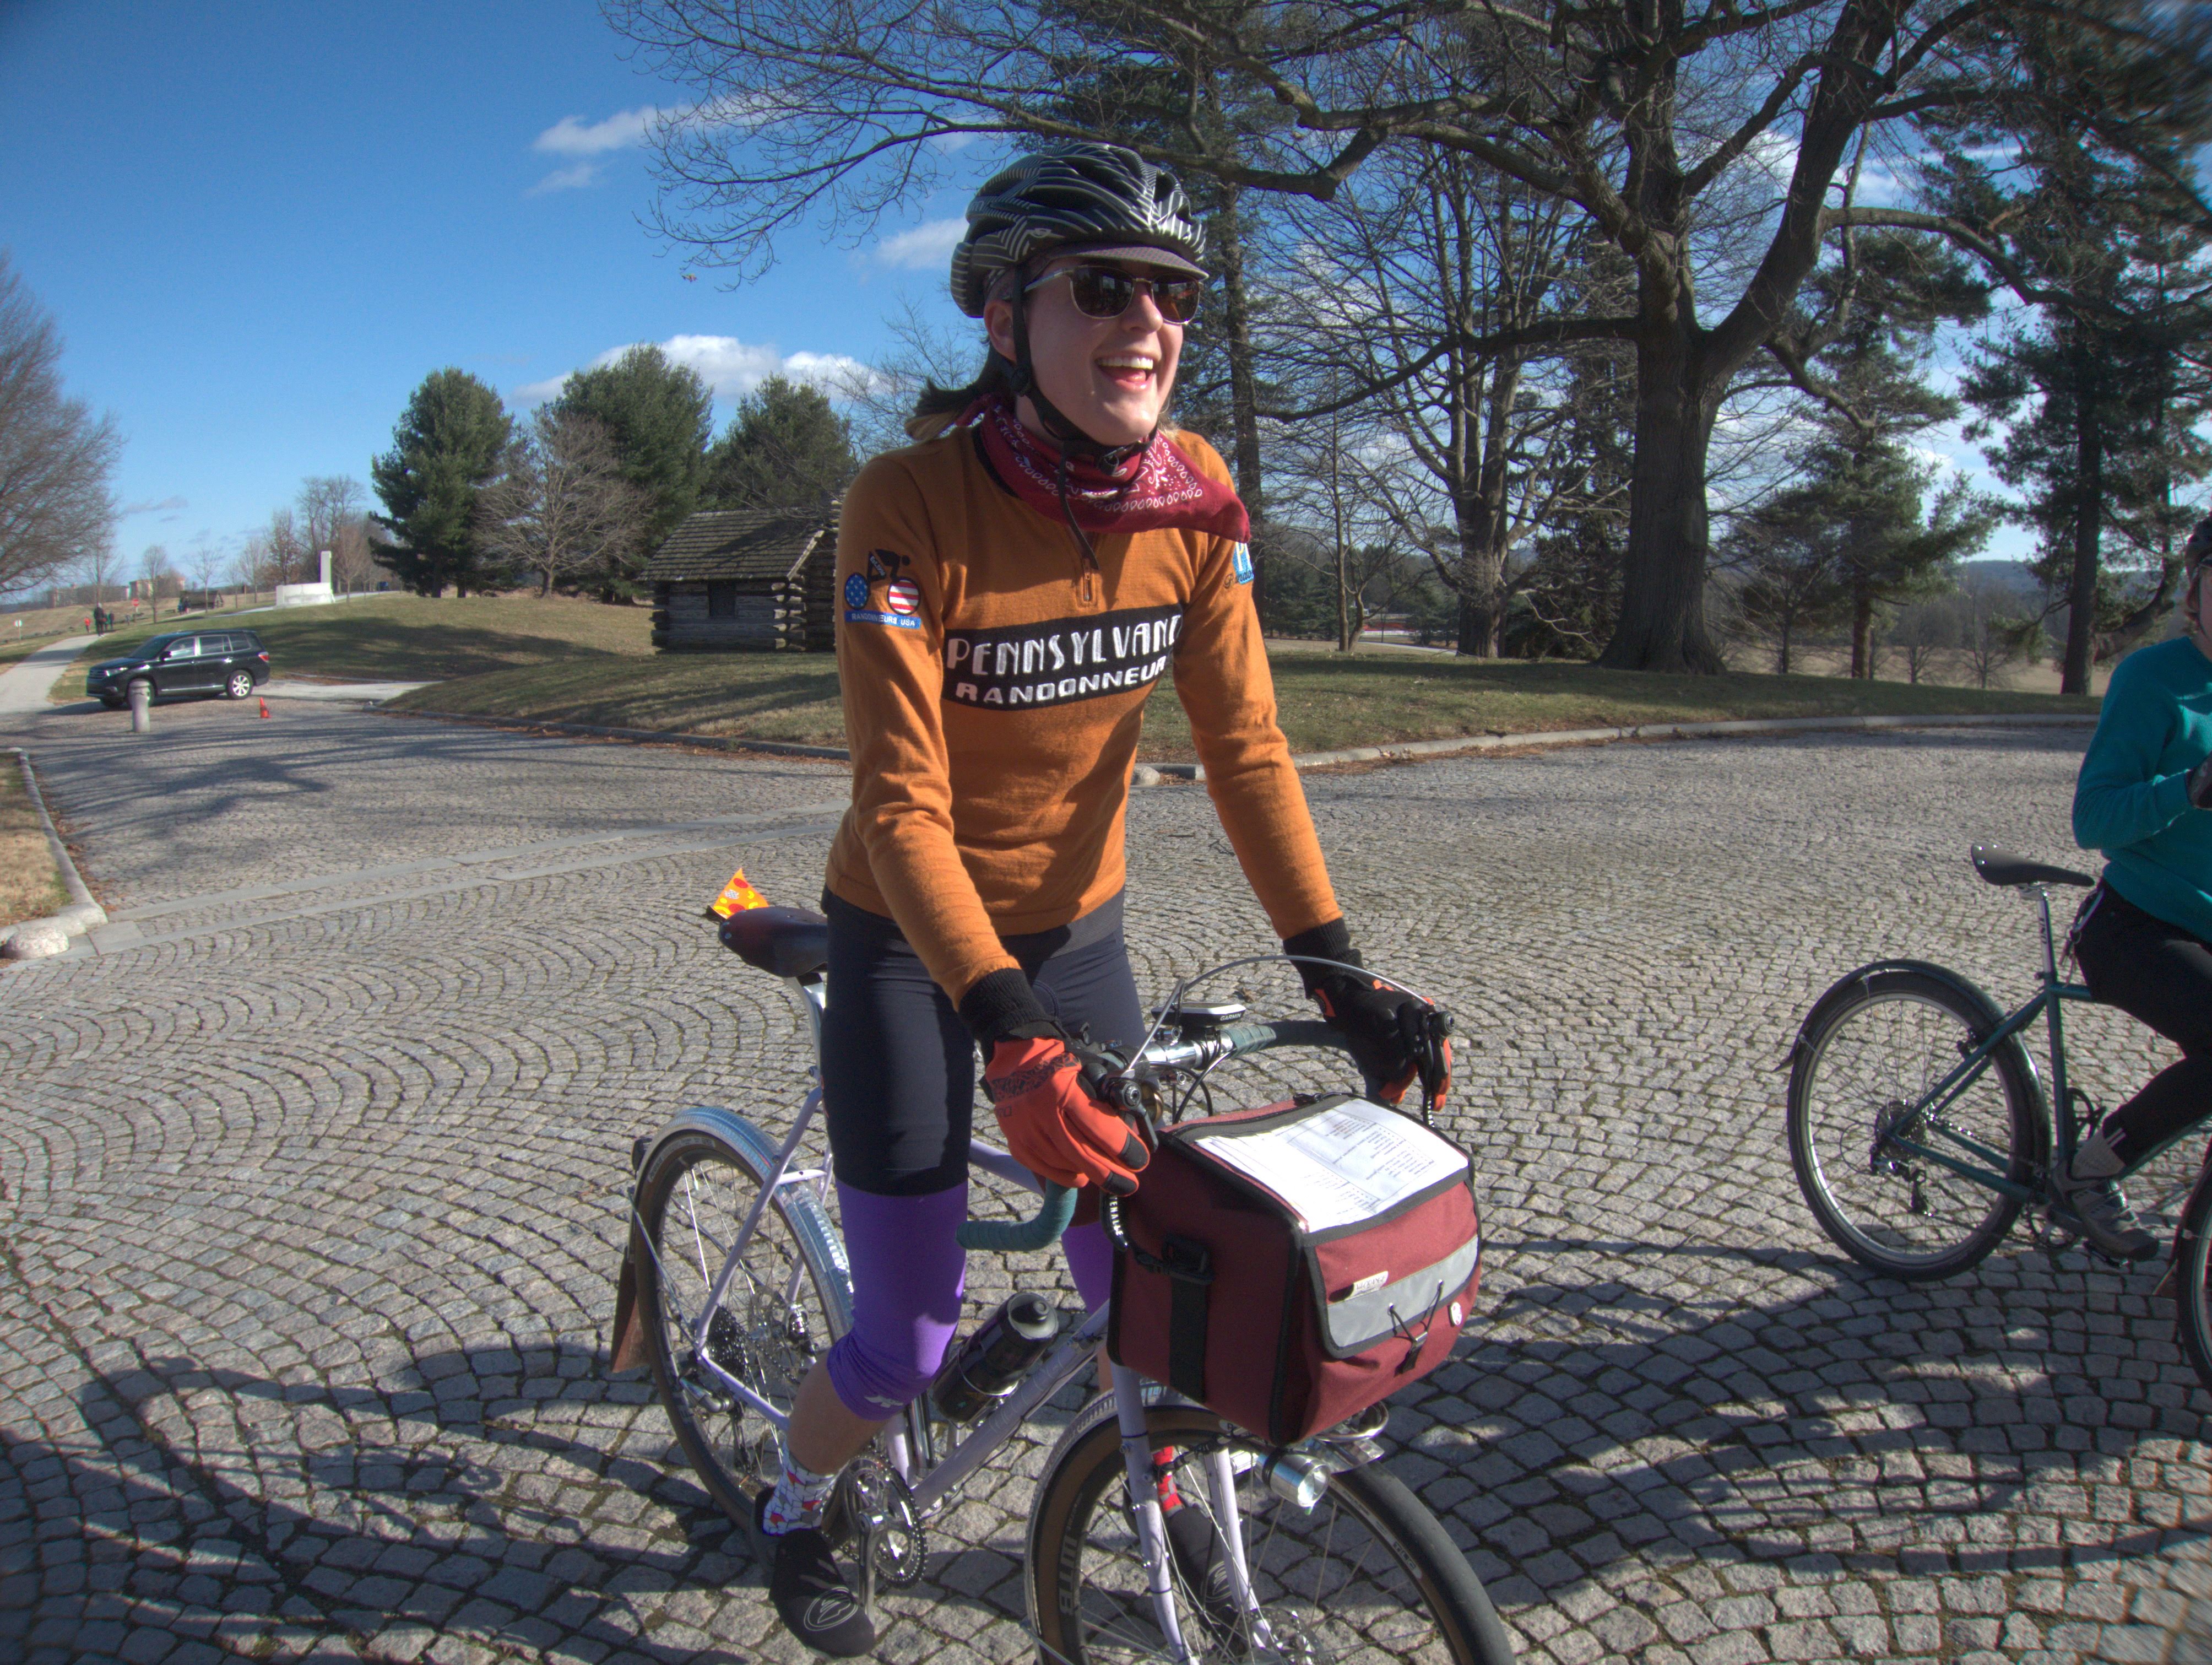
[707,580,738,619]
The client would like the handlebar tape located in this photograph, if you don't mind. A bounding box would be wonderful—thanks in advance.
[1217,1019,1347,1055]
[957,1181,1078,1252]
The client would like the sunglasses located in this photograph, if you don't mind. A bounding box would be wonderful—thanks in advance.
[1025,264,1203,324]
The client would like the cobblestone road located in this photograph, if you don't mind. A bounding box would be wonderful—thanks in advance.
[4,696,2209,1665]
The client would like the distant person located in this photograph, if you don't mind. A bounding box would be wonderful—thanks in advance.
[2065,513,2212,1261]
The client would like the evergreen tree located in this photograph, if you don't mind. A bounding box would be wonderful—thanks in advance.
[702,375,858,510]
[555,345,713,599]
[369,369,514,596]
[1920,9,2212,690]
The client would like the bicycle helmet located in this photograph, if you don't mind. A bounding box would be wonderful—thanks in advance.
[950,141,1206,318]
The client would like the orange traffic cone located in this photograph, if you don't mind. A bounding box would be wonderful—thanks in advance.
[258,697,271,720]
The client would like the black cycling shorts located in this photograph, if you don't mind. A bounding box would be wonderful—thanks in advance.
[820,890,1146,1196]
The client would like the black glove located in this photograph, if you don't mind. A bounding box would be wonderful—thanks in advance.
[1283,920,1453,1110]
[2189,754,2212,810]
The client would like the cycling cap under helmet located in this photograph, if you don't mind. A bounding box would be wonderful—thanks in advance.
[951,141,1206,318]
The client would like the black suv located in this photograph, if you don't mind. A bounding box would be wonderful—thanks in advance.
[86,629,273,707]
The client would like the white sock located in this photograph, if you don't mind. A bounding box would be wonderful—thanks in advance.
[763,1446,838,1537]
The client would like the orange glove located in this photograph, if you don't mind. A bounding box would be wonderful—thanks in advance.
[983,1035,1149,1196]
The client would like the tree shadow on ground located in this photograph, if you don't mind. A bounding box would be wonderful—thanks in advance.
[0,1336,1089,1665]
[1412,1226,2212,1657]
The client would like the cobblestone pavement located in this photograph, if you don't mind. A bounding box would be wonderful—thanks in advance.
[5,698,2211,1665]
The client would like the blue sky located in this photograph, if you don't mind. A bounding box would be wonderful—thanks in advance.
[0,0,973,581]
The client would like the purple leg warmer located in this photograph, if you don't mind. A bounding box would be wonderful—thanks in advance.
[824,1183,969,1420]
[823,1186,1119,1422]
[1062,1220,1115,1313]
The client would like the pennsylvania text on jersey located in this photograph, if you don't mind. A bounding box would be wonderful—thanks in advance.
[944,604,1184,709]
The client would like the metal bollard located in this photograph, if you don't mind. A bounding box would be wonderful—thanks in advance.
[128,681,151,733]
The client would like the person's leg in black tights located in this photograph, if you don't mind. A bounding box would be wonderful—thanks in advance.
[2073,886,2212,1170]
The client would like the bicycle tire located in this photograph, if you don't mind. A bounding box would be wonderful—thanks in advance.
[2172,1165,2212,1398]
[1786,967,2040,1282]
[1028,1399,1515,1664]
[630,1118,852,1528]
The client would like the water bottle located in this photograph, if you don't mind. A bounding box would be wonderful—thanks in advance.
[930,1291,1060,1421]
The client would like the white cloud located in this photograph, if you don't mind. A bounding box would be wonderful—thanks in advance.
[528,161,601,196]
[534,107,663,156]
[121,495,188,517]
[513,336,876,408]
[874,218,966,271]
[526,105,666,194]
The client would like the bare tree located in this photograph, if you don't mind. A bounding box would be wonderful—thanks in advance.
[1272,392,1400,651]
[1888,594,1960,684]
[78,537,115,621]
[476,410,649,597]
[186,539,225,602]
[0,252,121,593]
[606,0,2176,673]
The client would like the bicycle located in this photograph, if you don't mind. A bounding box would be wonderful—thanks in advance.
[1785,842,2212,1393]
[609,902,1517,1663]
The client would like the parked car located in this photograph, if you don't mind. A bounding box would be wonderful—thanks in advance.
[86,630,272,708]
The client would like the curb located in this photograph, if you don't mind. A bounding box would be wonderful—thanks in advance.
[4,747,106,944]
[1163,709,2104,781]
[384,705,2098,780]
[382,708,852,760]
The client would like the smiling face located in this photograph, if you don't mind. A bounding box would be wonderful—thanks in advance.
[985,255,1185,449]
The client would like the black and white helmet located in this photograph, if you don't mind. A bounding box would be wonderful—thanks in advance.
[951,141,1206,317]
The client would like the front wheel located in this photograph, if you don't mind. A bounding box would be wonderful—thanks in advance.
[2171,1166,2212,1398]
[224,670,256,699]
[1787,967,2041,1281]
[629,1118,851,1528]
[1029,1399,1515,1664]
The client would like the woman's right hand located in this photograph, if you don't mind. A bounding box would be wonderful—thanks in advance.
[983,1035,1149,1195]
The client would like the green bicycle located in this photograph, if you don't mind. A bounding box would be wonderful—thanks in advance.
[1785,842,2212,1394]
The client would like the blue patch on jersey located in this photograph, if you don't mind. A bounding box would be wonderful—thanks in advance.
[843,572,870,608]
[1232,543,1254,585]
[845,609,920,630]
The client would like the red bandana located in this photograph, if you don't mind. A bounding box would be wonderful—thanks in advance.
[966,393,1250,544]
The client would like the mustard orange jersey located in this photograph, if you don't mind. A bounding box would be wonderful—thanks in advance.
[825,421,1340,1002]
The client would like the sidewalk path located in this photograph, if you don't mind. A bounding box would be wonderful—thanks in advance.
[4,707,2205,1664]
[263,677,434,702]
[0,634,91,716]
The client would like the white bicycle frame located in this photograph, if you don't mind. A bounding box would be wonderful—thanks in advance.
[649,970,1304,1662]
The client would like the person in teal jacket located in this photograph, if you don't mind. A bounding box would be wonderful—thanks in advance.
[2067,515,2212,1261]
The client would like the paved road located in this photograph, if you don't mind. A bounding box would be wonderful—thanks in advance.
[0,636,93,717]
[3,696,2208,1665]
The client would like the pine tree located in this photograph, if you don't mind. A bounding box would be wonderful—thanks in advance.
[702,376,858,510]
[555,345,713,599]
[369,369,514,596]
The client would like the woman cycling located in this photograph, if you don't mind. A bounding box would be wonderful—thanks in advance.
[750,142,1449,1655]
[2066,513,2212,1263]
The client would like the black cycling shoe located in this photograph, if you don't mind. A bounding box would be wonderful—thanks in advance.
[752,1490,876,1657]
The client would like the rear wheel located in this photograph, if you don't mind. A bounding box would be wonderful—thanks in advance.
[1787,969,2040,1280]
[225,670,256,699]
[630,1120,850,1527]
[1029,1399,1515,1663]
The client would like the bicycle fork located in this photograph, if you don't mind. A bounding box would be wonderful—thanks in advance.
[1108,1363,1282,1663]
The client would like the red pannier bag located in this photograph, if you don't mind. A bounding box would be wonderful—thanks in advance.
[1107,1093,1482,1445]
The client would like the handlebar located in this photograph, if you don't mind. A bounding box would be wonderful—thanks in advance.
[953,1018,1354,1253]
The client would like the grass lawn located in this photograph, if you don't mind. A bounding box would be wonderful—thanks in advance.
[392,640,2099,759]
[0,764,67,931]
[48,593,655,700]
